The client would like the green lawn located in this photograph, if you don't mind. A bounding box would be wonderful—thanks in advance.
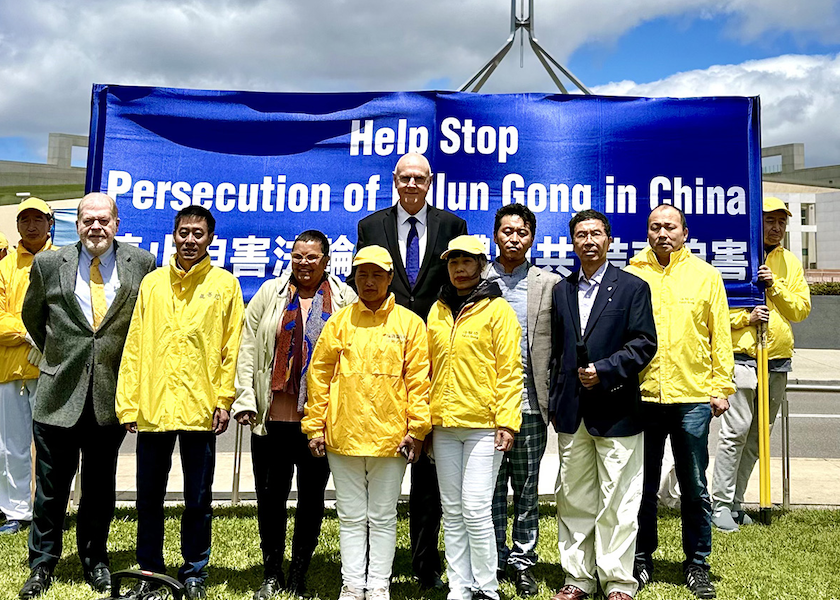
[1,505,839,600]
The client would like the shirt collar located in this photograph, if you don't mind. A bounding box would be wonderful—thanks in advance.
[491,258,530,277]
[80,241,115,267]
[397,202,428,226]
[580,261,608,286]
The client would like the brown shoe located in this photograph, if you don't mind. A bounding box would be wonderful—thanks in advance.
[551,585,590,600]
[607,592,633,600]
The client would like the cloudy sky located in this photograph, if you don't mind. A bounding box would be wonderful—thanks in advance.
[1,0,839,167]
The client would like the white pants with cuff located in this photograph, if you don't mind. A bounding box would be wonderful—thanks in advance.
[434,427,503,600]
[327,452,406,592]
[555,423,643,598]
[0,379,37,521]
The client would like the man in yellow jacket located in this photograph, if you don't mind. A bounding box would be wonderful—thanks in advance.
[0,198,54,536]
[116,205,244,600]
[625,204,734,600]
[711,197,811,532]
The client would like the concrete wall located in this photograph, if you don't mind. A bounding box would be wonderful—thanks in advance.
[815,192,840,269]
[792,295,840,349]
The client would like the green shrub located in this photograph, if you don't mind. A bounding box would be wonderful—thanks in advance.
[810,282,840,295]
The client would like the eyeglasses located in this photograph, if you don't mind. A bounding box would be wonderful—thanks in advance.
[397,175,430,185]
[290,253,324,264]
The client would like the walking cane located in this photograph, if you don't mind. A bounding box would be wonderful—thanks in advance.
[756,320,772,524]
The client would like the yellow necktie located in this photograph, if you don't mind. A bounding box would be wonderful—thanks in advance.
[90,256,107,329]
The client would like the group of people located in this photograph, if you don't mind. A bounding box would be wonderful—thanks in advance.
[0,151,809,600]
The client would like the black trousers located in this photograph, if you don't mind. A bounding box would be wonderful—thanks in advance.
[29,400,126,572]
[252,421,330,578]
[409,451,443,581]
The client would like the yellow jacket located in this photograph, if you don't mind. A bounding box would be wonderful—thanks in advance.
[0,240,54,383]
[302,294,432,457]
[116,256,244,431]
[626,246,734,403]
[730,246,811,360]
[427,281,523,431]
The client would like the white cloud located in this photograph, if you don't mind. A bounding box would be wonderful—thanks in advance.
[0,0,839,163]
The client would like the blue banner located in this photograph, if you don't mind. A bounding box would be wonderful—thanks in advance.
[86,85,763,306]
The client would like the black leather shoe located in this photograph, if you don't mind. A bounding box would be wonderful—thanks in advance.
[19,566,52,599]
[497,567,509,582]
[515,568,539,596]
[185,577,207,600]
[417,575,445,590]
[85,565,112,593]
[254,576,283,600]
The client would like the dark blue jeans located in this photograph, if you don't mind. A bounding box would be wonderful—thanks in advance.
[636,402,713,573]
[136,431,216,582]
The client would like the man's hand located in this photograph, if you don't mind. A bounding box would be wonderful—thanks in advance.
[397,435,420,463]
[577,363,600,389]
[710,396,729,417]
[124,422,138,434]
[309,436,326,457]
[24,332,36,347]
[495,427,514,452]
[748,304,770,325]
[235,411,256,426]
[757,265,774,288]
[212,407,230,435]
[27,346,43,367]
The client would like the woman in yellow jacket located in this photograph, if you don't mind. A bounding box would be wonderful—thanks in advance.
[302,245,431,600]
[426,235,522,600]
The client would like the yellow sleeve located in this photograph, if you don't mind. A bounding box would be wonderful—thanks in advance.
[217,279,245,411]
[0,263,27,346]
[491,300,523,432]
[768,256,811,324]
[116,281,146,424]
[403,314,432,441]
[729,308,751,330]
[302,316,341,439]
[709,273,735,398]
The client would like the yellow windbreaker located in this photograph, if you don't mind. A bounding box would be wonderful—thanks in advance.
[302,294,432,457]
[427,283,523,432]
[626,246,735,403]
[730,246,811,360]
[0,240,54,383]
[116,256,244,431]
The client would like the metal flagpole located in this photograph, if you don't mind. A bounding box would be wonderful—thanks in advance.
[460,0,591,94]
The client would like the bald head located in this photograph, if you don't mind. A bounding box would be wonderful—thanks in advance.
[647,204,688,266]
[78,193,118,220]
[393,153,432,215]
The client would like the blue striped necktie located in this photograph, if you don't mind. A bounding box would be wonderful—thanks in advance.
[406,216,420,287]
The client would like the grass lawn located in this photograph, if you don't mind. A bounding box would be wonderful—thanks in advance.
[1,504,839,600]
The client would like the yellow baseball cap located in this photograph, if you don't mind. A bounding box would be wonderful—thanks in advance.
[352,245,394,271]
[0,232,8,250]
[763,196,792,217]
[16,197,52,217]
[441,235,486,259]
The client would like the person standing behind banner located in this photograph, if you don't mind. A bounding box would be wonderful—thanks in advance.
[233,230,356,600]
[116,206,244,600]
[427,235,522,600]
[0,198,54,538]
[711,197,811,532]
[353,152,467,591]
[303,245,431,600]
[626,204,734,600]
[486,204,560,597]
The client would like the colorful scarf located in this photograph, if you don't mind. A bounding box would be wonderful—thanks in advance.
[271,278,334,413]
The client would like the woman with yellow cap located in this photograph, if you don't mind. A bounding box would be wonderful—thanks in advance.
[427,235,523,600]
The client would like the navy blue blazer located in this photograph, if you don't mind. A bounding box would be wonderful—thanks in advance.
[548,263,657,437]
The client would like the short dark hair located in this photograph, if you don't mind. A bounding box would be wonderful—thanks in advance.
[174,205,215,236]
[294,230,330,257]
[649,204,688,229]
[494,203,536,237]
[569,209,611,238]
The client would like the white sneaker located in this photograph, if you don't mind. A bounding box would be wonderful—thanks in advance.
[338,585,365,600]
[365,588,390,600]
[711,508,739,532]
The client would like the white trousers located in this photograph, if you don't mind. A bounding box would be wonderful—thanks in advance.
[0,379,37,520]
[434,427,502,600]
[327,453,406,591]
[555,424,643,597]
[712,366,786,513]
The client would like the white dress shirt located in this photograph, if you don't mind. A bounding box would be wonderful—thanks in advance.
[396,202,429,268]
[577,261,608,337]
[75,243,120,326]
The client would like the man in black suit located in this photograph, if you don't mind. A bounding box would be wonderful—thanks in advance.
[20,193,156,599]
[548,210,656,600]
[353,152,467,589]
